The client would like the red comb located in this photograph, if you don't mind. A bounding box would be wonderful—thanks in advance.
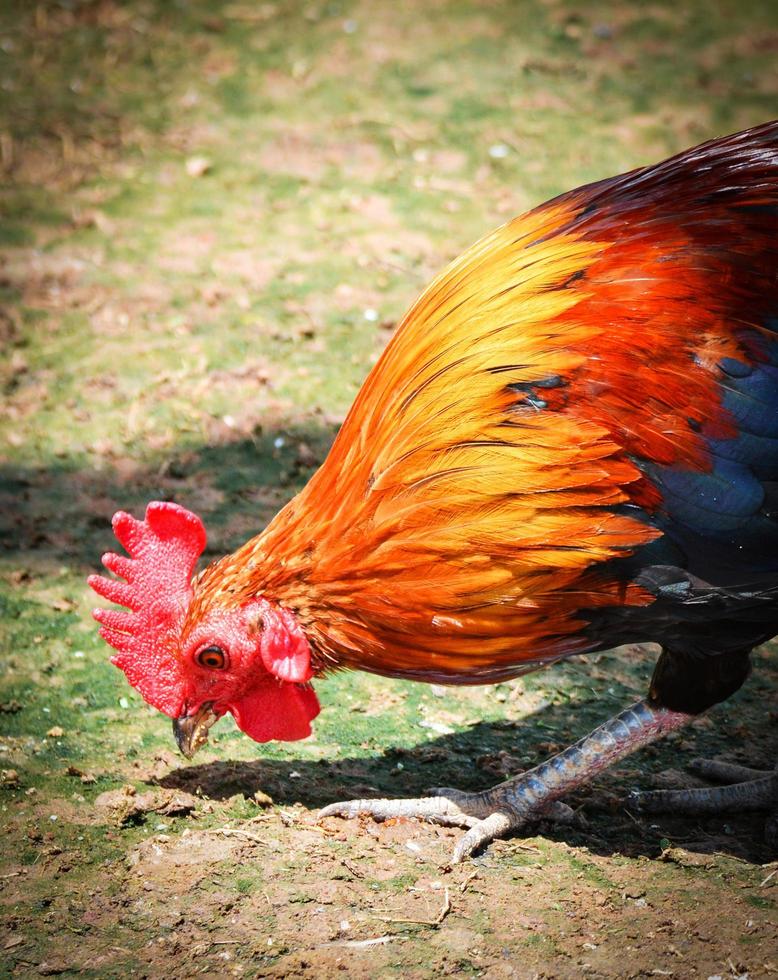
[88,501,207,717]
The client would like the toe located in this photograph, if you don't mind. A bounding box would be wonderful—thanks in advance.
[452,811,517,863]
[626,774,777,815]
[426,787,493,819]
[318,798,373,820]
[543,800,577,825]
[318,794,480,826]
[688,758,770,783]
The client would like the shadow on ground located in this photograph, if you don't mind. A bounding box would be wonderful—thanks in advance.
[1,420,339,568]
[156,700,778,866]
[4,420,777,867]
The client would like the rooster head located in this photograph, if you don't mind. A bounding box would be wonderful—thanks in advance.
[88,502,320,758]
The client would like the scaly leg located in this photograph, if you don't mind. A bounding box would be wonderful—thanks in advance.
[628,759,778,847]
[319,699,693,862]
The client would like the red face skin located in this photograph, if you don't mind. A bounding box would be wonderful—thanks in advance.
[177,598,320,744]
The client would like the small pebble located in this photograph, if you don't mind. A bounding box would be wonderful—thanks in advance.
[185,156,212,177]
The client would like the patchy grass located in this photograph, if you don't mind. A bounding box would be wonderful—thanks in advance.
[1,0,777,976]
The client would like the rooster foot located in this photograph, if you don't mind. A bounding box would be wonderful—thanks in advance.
[318,790,577,862]
[627,759,778,847]
[320,700,695,861]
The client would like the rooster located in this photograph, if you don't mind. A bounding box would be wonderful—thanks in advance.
[90,122,778,860]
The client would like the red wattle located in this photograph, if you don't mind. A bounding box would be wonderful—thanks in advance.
[228,680,320,743]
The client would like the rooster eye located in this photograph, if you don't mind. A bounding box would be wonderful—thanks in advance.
[196,646,228,670]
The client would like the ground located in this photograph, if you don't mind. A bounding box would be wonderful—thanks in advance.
[1,1,777,977]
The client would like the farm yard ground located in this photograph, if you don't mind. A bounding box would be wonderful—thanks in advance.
[1,1,777,976]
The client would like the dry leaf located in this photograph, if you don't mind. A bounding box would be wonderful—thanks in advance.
[51,598,76,612]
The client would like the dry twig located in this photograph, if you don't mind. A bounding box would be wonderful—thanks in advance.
[459,870,478,893]
[208,826,267,845]
[322,935,398,949]
[372,888,451,927]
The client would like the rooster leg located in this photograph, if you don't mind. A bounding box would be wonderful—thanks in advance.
[319,699,692,861]
[628,760,778,847]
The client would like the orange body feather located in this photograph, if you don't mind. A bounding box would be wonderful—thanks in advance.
[190,122,778,684]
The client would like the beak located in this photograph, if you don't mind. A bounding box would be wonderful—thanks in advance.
[173,702,219,759]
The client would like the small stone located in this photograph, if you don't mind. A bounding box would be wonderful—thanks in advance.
[185,155,212,177]
[489,143,510,159]
[37,961,70,976]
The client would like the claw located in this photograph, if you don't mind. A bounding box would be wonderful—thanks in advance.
[319,702,695,861]
[317,792,576,862]
[449,801,579,862]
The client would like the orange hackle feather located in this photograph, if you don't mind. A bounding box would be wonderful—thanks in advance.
[189,123,777,684]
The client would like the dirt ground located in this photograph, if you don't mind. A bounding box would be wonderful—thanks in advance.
[2,682,777,979]
[1,0,777,977]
